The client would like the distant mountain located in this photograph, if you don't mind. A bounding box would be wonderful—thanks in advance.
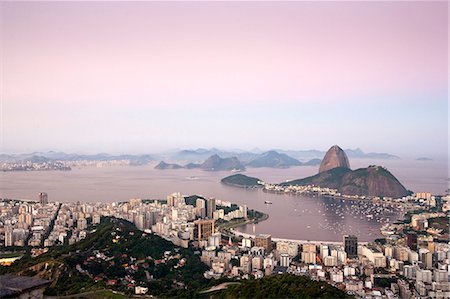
[200,154,246,171]
[273,149,325,160]
[28,155,51,163]
[247,151,301,168]
[275,148,399,160]
[301,158,322,166]
[221,174,263,187]
[184,162,201,169]
[282,166,409,198]
[416,157,432,161]
[154,155,246,171]
[154,161,183,169]
[171,148,259,164]
[345,148,399,160]
[319,145,350,173]
[0,154,15,162]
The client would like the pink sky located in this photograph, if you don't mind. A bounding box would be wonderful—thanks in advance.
[1,1,448,154]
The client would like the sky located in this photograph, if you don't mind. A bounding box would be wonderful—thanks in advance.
[0,1,448,157]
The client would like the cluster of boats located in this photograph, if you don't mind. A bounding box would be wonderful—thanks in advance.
[269,197,405,237]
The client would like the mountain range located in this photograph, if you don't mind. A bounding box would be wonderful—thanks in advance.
[0,147,399,166]
[155,151,324,171]
[246,150,302,168]
[221,145,410,198]
[155,154,246,171]
[166,147,399,162]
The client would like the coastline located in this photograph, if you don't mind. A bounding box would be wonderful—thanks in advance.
[216,209,269,239]
[221,184,411,243]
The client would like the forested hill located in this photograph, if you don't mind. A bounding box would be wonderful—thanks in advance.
[212,274,352,298]
[0,217,208,297]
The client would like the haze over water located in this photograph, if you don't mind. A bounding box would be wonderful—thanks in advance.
[1,158,447,242]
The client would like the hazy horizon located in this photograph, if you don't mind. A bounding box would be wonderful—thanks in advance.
[1,1,448,158]
[1,145,448,161]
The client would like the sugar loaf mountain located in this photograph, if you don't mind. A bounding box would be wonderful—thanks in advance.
[223,145,409,198]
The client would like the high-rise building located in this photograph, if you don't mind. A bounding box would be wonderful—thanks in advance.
[207,198,216,219]
[167,194,175,207]
[276,241,299,257]
[194,219,215,240]
[38,192,48,205]
[77,218,87,230]
[406,232,418,251]
[320,245,329,259]
[280,253,291,267]
[208,232,221,247]
[419,248,433,270]
[344,235,358,258]
[240,205,248,219]
[301,251,317,264]
[255,234,272,252]
[196,199,206,218]
[4,226,13,247]
[145,211,157,227]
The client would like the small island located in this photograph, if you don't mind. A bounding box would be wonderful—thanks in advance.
[221,174,263,188]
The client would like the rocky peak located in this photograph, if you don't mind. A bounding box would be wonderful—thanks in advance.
[319,145,350,173]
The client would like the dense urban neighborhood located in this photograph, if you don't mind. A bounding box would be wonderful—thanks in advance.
[0,190,449,298]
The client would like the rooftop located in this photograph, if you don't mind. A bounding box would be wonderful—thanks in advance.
[0,274,50,298]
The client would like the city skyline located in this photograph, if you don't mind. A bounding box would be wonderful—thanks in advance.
[1,1,448,157]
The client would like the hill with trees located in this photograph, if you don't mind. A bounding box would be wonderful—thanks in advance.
[221,174,263,188]
[211,274,352,298]
[0,217,209,297]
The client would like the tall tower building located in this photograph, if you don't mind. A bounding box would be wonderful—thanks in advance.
[240,205,248,219]
[196,198,206,218]
[344,235,358,259]
[167,194,175,207]
[38,192,48,205]
[406,232,418,251]
[194,219,215,240]
[4,226,13,247]
[207,198,216,219]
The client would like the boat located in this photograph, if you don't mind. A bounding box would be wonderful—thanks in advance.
[264,201,273,204]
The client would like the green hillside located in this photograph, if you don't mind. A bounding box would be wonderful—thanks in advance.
[281,167,351,188]
[221,174,263,187]
[0,217,209,297]
[212,274,352,299]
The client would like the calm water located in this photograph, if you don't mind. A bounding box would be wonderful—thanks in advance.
[0,158,448,242]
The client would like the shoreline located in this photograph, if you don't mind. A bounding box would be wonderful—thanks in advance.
[231,229,369,246]
[220,181,263,189]
[221,185,409,243]
[216,210,269,239]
